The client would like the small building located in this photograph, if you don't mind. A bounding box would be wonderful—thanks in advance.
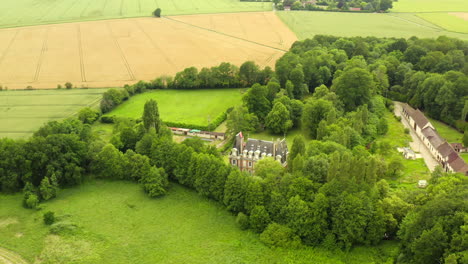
[349,7,361,11]
[402,147,416,160]
[169,127,225,141]
[418,180,428,188]
[451,143,466,153]
[229,132,288,174]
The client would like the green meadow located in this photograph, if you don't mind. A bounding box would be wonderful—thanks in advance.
[0,0,271,28]
[391,0,468,12]
[0,89,106,139]
[277,11,468,41]
[105,89,243,127]
[428,117,464,143]
[0,180,399,264]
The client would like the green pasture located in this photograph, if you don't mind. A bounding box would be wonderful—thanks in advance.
[417,13,468,33]
[277,11,468,41]
[0,180,399,263]
[0,0,271,29]
[428,117,463,143]
[0,89,106,139]
[391,0,468,12]
[105,89,243,127]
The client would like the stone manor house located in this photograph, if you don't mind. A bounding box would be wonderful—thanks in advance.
[401,104,468,175]
[229,132,288,173]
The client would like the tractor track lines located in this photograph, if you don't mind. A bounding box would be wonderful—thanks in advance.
[106,21,135,81]
[0,29,19,68]
[76,24,87,82]
[33,27,50,83]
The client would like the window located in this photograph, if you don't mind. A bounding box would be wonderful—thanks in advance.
[248,162,252,167]
[232,160,237,165]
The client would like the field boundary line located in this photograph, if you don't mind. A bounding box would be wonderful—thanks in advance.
[0,30,19,70]
[34,27,50,83]
[413,13,468,35]
[77,24,87,82]
[133,20,177,69]
[385,13,445,31]
[106,22,136,81]
[262,12,284,48]
[164,16,289,52]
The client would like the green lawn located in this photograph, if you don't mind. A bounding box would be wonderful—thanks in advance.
[250,128,308,148]
[0,180,399,263]
[0,89,106,139]
[277,11,468,41]
[460,153,468,163]
[0,0,271,29]
[391,0,468,12]
[105,89,243,127]
[427,117,463,143]
[417,13,468,33]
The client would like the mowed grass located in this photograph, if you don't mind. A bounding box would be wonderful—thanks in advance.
[277,11,468,41]
[105,89,243,126]
[391,0,468,12]
[417,13,468,33]
[0,0,271,28]
[0,89,106,139]
[427,117,463,143]
[0,180,399,264]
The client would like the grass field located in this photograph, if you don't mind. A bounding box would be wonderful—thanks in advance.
[417,13,468,33]
[277,11,468,41]
[0,12,295,90]
[427,117,463,143]
[0,0,271,29]
[0,180,399,263]
[105,89,243,126]
[0,89,106,139]
[391,0,468,12]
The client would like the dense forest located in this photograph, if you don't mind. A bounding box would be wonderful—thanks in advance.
[1,35,467,264]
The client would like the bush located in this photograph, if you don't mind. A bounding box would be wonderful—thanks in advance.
[100,115,115,124]
[50,221,79,235]
[260,223,301,248]
[24,194,39,209]
[57,84,62,89]
[249,206,270,233]
[404,128,410,134]
[65,82,73,89]
[236,212,249,230]
[78,107,100,124]
[43,211,56,225]
[26,86,34,90]
[153,8,161,17]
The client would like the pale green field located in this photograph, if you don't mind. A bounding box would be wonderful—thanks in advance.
[105,89,243,126]
[391,0,468,12]
[0,0,271,29]
[417,13,468,33]
[0,89,106,139]
[277,11,468,41]
[0,180,399,264]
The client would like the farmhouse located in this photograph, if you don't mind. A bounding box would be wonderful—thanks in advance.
[229,132,288,173]
[401,103,468,175]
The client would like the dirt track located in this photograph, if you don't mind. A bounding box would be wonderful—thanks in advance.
[0,12,297,90]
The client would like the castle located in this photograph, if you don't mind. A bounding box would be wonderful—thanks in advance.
[229,132,288,173]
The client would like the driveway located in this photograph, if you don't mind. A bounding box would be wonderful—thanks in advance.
[394,102,439,172]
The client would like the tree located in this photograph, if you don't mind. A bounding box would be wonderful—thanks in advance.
[140,167,169,197]
[244,179,264,213]
[153,8,161,17]
[332,67,374,112]
[249,205,271,233]
[260,223,301,248]
[78,107,100,124]
[236,212,250,230]
[226,105,259,136]
[463,130,468,147]
[285,195,311,239]
[239,61,260,86]
[43,211,56,225]
[302,99,333,139]
[223,170,248,213]
[287,136,306,172]
[39,176,58,201]
[92,144,126,179]
[242,84,271,122]
[379,0,393,11]
[142,99,161,132]
[265,102,292,134]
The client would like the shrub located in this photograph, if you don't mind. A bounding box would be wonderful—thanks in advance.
[404,128,410,134]
[50,221,79,235]
[78,107,100,124]
[24,194,39,209]
[153,8,161,17]
[57,84,62,89]
[26,86,34,90]
[65,82,73,89]
[260,223,301,248]
[43,211,56,225]
[100,115,115,124]
[249,206,270,233]
[236,212,249,230]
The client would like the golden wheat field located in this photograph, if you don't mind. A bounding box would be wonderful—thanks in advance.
[0,12,296,90]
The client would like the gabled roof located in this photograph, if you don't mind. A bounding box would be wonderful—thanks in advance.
[422,127,444,149]
[437,142,454,158]
[412,109,431,129]
[448,156,468,174]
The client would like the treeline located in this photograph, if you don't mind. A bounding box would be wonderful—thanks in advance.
[273,35,467,130]
[278,0,394,12]
[99,61,273,114]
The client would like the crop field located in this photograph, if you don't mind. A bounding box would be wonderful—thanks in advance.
[417,12,468,33]
[277,11,468,41]
[0,180,399,264]
[106,89,243,126]
[0,0,271,29]
[0,12,296,90]
[391,0,468,12]
[0,89,106,139]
